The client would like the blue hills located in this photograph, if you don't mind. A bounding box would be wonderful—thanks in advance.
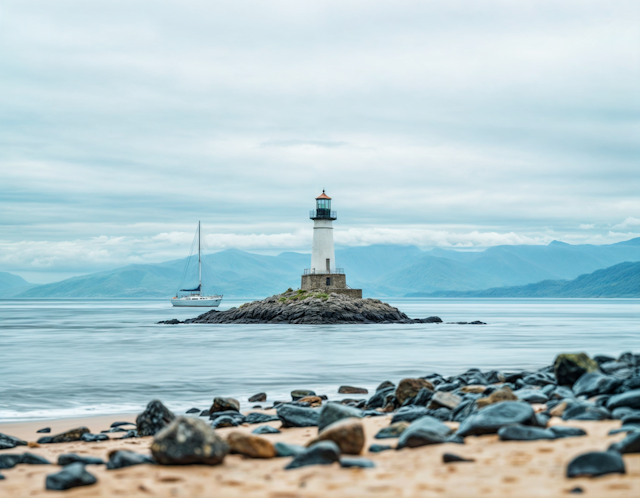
[2,237,639,298]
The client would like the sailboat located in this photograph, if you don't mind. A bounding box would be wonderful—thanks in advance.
[171,221,223,307]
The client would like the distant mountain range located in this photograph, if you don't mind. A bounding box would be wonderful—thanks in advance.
[413,261,640,298]
[1,237,639,298]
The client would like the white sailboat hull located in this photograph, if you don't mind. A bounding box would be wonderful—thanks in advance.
[171,296,223,307]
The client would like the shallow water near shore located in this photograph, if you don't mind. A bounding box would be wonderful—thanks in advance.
[1,297,638,422]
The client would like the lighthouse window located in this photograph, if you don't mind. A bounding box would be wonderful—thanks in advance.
[326,277,331,286]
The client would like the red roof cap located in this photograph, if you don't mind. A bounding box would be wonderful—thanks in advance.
[316,190,331,200]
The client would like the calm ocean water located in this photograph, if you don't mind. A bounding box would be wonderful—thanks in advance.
[1,298,638,422]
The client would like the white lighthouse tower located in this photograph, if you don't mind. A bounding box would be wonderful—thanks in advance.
[301,191,362,298]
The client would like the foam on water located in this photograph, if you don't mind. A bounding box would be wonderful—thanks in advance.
[1,297,638,422]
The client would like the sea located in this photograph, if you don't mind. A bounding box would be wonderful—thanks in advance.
[0,298,638,422]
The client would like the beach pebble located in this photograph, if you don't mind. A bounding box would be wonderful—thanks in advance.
[554,353,599,387]
[248,392,267,402]
[211,415,241,429]
[36,427,51,433]
[569,487,584,494]
[396,378,434,405]
[58,454,105,466]
[245,412,279,424]
[338,386,368,394]
[607,425,640,435]
[475,387,518,408]
[291,389,316,401]
[110,421,136,428]
[366,386,394,409]
[514,389,549,404]
[210,396,240,413]
[277,404,319,428]
[412,387,434,406]
[370,444,395,455]
[566,451,626,478]
[606,389,640,411]
[442,453,475,463]
[375,421,410,439]
[391,406,429,424]
[284,441,340,470]
[457,401,539,437]
[310,418,364,455]
[0,454,23,469]
[318,403,363,431]
[227,431,276,458]
[428,391,462,410]
[106,450,155,469]
[376,381,395,391]
[119,429,139,439]
[252,425,281,435]
[573,372,622,397]
[608,431,640,454]
[136,400,176,437]
[549,426,586,438]
[497,424,556,441]
[621,413,640,425]
[396,416,453,449]
[185,408,200,414]
[274,442,306,457]
[45,462,97,491]
[340,457,375,468]
[151,416,229,465]
[81,433,109,442]
[37,427,90,444]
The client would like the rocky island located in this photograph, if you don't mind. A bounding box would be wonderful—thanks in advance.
[164,289,448,325]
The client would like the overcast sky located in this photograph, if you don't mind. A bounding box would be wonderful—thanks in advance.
[1,0,639,282]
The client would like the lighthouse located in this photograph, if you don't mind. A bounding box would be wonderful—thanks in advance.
[301,191,362,298]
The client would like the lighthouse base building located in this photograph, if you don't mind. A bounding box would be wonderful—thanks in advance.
[300,191,362,299]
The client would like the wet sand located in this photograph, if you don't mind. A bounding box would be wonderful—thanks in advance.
[1,411,639,497]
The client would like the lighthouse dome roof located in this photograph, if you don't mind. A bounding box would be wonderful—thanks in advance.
[316,190,331,200]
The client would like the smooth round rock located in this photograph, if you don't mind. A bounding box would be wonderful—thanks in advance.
[227,432,276,459]
[318,403,363,432]
[566,451,625,478]
[457,401,538,437]
[498,425,556,441]
[284,441,340,470]
[397,416,452,449]
[45,462,97,491]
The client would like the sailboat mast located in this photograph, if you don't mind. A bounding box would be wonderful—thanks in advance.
[198,221,202,293]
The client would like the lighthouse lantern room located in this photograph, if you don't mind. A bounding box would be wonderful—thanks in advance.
[301,191,362,298]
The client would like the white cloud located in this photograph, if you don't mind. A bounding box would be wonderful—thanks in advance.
[579,224,595,229]
[613,217,640,229]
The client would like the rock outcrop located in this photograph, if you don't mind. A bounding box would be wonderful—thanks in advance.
[164,290,443,325]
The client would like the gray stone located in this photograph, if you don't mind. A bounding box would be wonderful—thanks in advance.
[81,433,109,442]
[151,416,229,465]
[375,421,409,439]
[340,457,375,468]
[278,404,319,428]
[368,444,393,453]
[37,427,90,444]
[274,442,306,457]
[211,415,240,429]
[252,425,281,435]
[245,412,279,424]
[396,416,453,449]
[391,406,429,424]
[210,397,240,413]
[106,450,155,469]
[443,453,475,463]
[110,421,136,428]
[428,391,462,410]
[514,389,548,404]
[136,400,176,437]
[607,389,640,411]
[366,387,394,409]
[318,403,362,431]
[566,451,625,478]
[608,425,640,435]
[58,454,105,466]
[457,401,538,437]
[284,441,340,469]
[249,392,267,402]
[554,353,600,387]
[36,427,51,433]
[45,463,97,491]
[291,389,316,401]
[549,426,586,438]
[573,372,622,397]
[608,431,640,454]
[186,408,200,414]
[498,424,556,441]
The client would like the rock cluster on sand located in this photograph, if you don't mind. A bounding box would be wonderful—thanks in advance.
[162,290,444,325]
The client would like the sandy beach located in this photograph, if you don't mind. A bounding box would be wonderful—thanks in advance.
[1,409,639,498]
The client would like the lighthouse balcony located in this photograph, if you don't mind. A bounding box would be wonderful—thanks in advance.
[310,209,337,220]
[303,268,344,275]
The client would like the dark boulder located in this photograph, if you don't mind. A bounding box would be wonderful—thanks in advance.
[606,389,640,411]
[621,413,640,425]
[284,441,340,470]
[497,424,556,441]
[514,389,548,404]
[311,418,364,455]
[318,403,362,432]
[186,408,200,414]
[0,454,22,469]
[340,457,375,468]
[36,427,51,433]
[252,425,281,435]
[428,391,462,410]
[375,421,410,439]
[211,415,240,429]
[608,431,640,454]
[136,400,176,437]
[396,378,434,405]
[119,429,139,440]
[210,396,240,413]
[412,388,434,406]
[451,399,477,423]
[58,454,105,466]
[338,386,368,394]
[80,433,109,442]
[549,426,586,438]
[376,381,395,391]
[554,353,599,387]
[45,463,97,491]
[245,412,279,424]
[457,401,538,437]
[443,453,475,463]
[396,416,453,449]
[391,406,429,424]
[366,386,394,409]
[274,442,306,457]
[566,451,625,478]
[106,450,155,469]
[291,389,316,401]
[573,372,623,398]
[37,427,90,444]
[249,392,267,402]
[277,404,319,428]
